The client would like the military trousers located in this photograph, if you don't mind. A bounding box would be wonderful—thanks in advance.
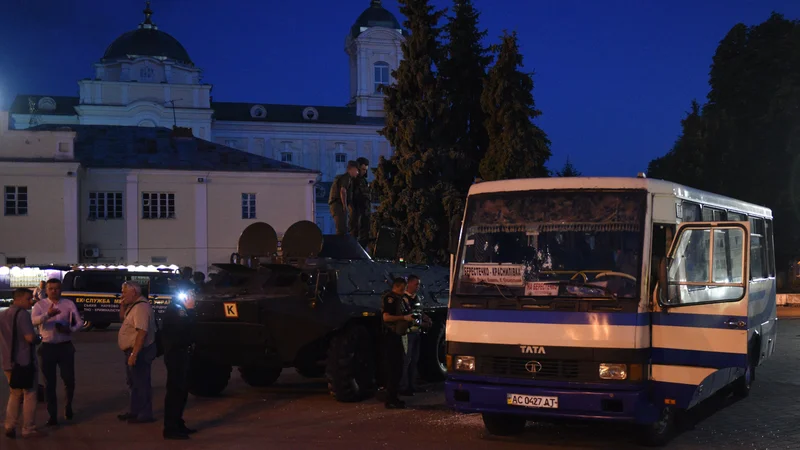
[330,203,348,235]
[163,349,190,432]
[382,332,405,403]
[349,204,371,247]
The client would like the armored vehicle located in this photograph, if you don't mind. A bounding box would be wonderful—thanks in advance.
[187,220,450,402]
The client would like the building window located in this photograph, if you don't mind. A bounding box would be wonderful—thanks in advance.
[142,192,175,219]
[242,193,256,219]
[224,139,237,149]
[140,66,154,81]
[374,62,390,93]
[335,153,347,163]
[4,186,27,216]
[89,192,123,219]
[281,152,293,162]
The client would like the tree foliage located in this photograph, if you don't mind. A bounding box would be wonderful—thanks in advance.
[647,12,800,265]
[556,156,582,177]
[439,0,492,197]
[370,0,460,265]
[479,31,552,181]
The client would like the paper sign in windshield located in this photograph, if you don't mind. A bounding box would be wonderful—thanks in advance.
[524,282,559,296]
[462,264,524,286]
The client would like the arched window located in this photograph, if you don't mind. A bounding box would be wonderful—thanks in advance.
[374,62,390,93]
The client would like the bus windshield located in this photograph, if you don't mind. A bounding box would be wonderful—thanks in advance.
[455,189,647,299]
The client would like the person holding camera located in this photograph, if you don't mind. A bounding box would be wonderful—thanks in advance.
[31,279,81,426]
[1,288,43,438]
[400,275,431,396]
[161,283,198,440]
[381,277,414,409]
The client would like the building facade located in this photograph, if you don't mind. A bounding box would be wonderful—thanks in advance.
[0,112,318,275]
[8,0,406,233]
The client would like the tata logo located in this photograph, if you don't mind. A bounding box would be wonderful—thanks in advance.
[525,360,543,374]
[519,345,546,354]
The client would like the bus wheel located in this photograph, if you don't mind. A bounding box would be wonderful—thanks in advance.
[638,406,675,447]
[733,353,756,398]
[93,322,111,330]
[81,321,94,332]
[481,413,526,436]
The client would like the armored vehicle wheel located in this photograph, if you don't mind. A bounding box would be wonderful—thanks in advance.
[188,358,231,397]
[239,366,282,387]
[325,324,376,402]
[295,364,326,378]
[419,320,447,382]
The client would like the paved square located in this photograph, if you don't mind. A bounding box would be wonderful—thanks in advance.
[2,316,799,449]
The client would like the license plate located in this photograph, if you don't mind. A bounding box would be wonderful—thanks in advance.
[507,394,558,409]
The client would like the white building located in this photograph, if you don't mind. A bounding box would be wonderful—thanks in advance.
[0,110,318,277]
[8,0,406,233]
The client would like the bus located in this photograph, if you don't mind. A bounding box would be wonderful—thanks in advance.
[444,176,777,446]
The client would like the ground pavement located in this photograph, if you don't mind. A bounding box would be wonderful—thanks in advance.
[2,310,800,449]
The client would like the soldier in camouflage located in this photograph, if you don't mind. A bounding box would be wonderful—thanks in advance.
[349,157,371,248]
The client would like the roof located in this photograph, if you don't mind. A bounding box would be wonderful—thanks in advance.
[350,0,407,38]
[103,28,192,66]
[101,2,192,66]
[8,95,387,127]
[467,176,772,217]
[24,124,317,174]
[211,102,386,126]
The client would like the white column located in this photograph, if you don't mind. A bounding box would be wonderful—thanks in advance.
[305,182,315,222]
[63,175,79,264]
[125,173,139,264]
[194,181,208,276]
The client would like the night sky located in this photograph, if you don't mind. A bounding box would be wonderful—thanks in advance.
[1,0,798,177]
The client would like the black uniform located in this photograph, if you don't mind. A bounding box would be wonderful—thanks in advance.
[382,291,410,407]
[161,297,196,438]
[349,173,370,247]
[329,173,353,235]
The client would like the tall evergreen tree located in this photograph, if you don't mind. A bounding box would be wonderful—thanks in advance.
[479,31,551,181]
[371,0,458,265]
[439,0,492,197]
[646,12,800,266]
[556,156,582,177]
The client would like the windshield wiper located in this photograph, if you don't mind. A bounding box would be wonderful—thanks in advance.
[475,281,521,301]
[546,279,617,299]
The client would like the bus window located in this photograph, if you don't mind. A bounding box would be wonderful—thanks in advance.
[682,202,701,222]
[749,217,767,280]
[728,211,747,221]
[765,219,775,277]
[702,207,726,221]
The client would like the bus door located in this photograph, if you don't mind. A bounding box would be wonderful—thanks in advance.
[653,221,750,409]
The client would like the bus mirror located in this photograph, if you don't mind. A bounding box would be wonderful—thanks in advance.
[657,257,669,305]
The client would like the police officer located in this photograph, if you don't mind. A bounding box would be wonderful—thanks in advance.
[161,285,198,439]
[381,277,414,409]
[349,157,371,248]
[329,161,359,235]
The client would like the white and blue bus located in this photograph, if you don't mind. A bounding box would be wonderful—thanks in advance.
[444,176,777,446]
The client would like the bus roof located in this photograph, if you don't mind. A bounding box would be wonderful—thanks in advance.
[467,176,772,219]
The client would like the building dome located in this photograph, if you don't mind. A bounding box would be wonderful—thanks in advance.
[350,0,405,38]
[101,2,193,66]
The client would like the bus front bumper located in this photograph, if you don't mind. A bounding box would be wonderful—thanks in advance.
[445,377,659,424]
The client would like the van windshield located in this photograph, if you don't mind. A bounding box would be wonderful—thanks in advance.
[455,190,647,299]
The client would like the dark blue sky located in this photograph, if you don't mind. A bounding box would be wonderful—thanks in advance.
[1,0,798,176]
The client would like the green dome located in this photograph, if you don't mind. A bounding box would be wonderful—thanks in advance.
[350,0,406,38]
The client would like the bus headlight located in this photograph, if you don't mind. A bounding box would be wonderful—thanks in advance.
[455,356,476,372]
[599,363,627,380]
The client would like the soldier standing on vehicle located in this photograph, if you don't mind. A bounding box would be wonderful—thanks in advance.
[329,160,359,235]
[30,279,81,426]
[161,287,198,440]
[349,157,371,248]
[381,277,414,409]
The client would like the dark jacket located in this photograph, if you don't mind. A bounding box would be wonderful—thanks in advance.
[160,301,196,354]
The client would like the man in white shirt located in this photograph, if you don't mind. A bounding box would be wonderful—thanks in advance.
[116,280,157,424]
[30,278,81,426]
